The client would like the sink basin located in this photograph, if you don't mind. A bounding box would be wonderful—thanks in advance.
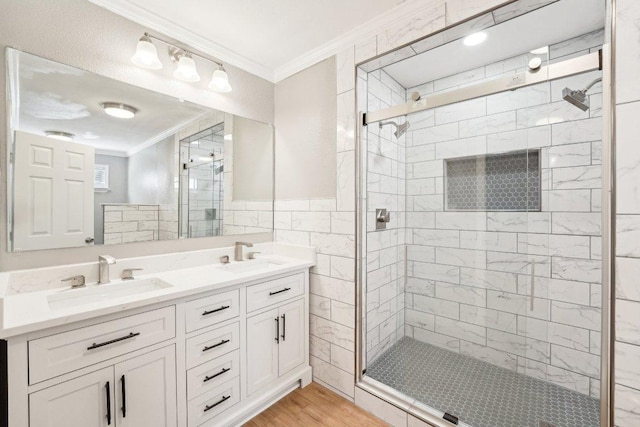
[219,259,285,274]
[48,278,173,310]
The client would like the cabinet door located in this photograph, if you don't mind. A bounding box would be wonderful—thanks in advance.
[115,346,177,427]
[246,308,279,395]
[278,299,306,376]
[30,367,114,427]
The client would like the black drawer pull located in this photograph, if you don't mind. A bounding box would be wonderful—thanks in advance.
[269,287,291,296]
[203,339,230,352]
[204,395,231,412]
[105,381,111,425]
[202,305,230,316]
[88,332,140,350]
[203,367,231,382]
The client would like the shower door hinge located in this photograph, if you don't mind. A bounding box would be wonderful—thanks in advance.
[443,412,459,425]
[362,112,368,126]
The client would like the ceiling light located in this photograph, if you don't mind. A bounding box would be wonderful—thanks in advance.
[463,32,487,47]
[45,131,74,141]
[131,35,163,70]
[224,134,232,141]
[101,102,138,119]
[173,52,200,82]
[530,46,549,55]
[209,67,232,93]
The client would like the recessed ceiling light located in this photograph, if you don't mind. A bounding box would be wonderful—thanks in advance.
[530,46,549,55]
[463,32,487,47]
[45,131,74,141]
[101,102,138,119]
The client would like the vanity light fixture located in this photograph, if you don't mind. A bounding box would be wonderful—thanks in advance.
[45,131,74,141]
[131,32,233,93]
[173,51,201,82]
[131,34,163,70]
[463,32,487,47]
[101,102,138,119]
[209,66,232,93]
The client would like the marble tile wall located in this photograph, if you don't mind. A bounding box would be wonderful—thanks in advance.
[364,69,407,365]
[400,30,604,397]
[102,204,159,244]
[273,0,533,408]
[614,1,640,425]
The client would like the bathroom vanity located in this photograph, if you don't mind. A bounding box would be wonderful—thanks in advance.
[0,243,314,427]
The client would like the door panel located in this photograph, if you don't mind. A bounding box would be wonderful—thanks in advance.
[278,299,305,376]
[13,130,94,251]
[246,308,279,395]
[29,367,113,427]
[115,346,177,427]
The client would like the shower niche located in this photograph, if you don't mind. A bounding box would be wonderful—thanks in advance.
[357,0,607,426]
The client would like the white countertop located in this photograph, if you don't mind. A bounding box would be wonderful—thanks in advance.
[0,244,315,339]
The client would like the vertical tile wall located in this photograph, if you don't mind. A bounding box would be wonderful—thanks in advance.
[614,0,640,425]
[365,70,407,365]
[273,0,514,403]
[399,30,604,397]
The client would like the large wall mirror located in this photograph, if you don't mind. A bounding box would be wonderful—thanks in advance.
[6,48,274,252]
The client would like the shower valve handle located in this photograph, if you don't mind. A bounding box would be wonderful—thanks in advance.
[376,209,391,223]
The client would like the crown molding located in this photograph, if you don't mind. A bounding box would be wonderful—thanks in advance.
[88,0,275,82]
[273,0,441,82]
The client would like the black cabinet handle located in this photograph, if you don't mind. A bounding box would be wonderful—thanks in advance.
[275,317,280,343]
[202,305,230,316]
[204,395,231,412]
[203,339,230,352]
[105,381,111,425]
[269,287,291,296]
[281,313,286,341]
[87,332,140,350]
[203,367,230,383]
[120,375,126,418]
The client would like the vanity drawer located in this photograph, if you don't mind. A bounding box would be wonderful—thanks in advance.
[188,377,239,427]
[187,350,239,399]
[185,289,239,333]
[186,322,239,369]
[246,273,304,313]
[29,306,175,384]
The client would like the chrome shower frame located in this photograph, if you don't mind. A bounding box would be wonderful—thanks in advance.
[354,2,616,427]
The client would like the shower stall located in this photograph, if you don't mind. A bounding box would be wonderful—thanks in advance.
[179,122,226,238]
[356,1,610,426]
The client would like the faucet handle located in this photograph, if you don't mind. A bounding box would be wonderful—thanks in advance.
[99,255,117,264]
[62,275,86,288]
[122,268,143,280]
[219,255,230,264]
[247,251,261,260]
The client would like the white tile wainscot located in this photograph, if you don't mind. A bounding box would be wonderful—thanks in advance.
[0,243,314,427]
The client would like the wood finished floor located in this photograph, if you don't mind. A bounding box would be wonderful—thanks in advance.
[243,382,389,427]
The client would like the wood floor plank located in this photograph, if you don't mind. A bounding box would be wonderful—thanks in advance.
[243,382,389,427]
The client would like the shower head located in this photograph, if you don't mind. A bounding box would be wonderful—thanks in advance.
[379,120,411,138]
[562,87,589,111]
[562,77,602,111]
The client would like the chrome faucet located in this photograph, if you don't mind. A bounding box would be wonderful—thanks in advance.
[234,242,253,261]
[98,255,117,284]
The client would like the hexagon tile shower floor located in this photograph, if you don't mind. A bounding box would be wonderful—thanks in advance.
[366,337,599,427]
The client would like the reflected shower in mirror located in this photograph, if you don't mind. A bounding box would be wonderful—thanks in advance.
[6,49,274,252]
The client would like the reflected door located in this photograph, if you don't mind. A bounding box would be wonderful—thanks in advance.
[13,130,94,251]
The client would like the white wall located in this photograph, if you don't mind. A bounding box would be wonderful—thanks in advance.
[0,0,274,271]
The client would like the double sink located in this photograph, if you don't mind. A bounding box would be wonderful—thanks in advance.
[47,258,285,311]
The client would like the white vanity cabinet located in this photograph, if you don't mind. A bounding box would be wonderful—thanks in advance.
[5,267,312,427]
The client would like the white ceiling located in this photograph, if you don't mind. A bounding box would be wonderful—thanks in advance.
[383,0,605,88]
[13,50,212,156]
[90,0,405,81]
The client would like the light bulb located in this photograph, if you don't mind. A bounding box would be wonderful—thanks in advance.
[463,32,487,47]
[173,53,200,82]
[209,67,232,93]
[131,35,162,70]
